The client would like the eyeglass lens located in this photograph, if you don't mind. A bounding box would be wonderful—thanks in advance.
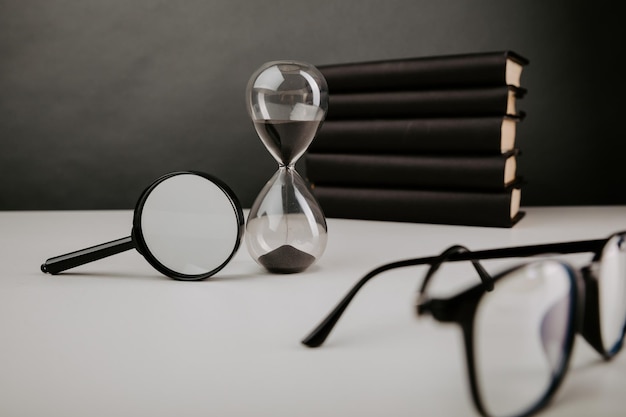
[598,233,626,353]
[472,261,574,417]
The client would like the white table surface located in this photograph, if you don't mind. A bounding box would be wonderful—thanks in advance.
[1,206,625,417]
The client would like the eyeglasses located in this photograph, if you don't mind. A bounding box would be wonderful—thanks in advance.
[302,232,626,417]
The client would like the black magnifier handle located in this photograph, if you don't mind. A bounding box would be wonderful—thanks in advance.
[41,236,135,275]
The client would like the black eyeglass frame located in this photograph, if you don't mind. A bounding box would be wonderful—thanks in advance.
[302,231,626,417]
[420,260,580,417]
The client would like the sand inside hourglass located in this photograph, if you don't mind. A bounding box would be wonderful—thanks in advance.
[257,243,317,274]
[253,119,322,166]
[246,209,327,274]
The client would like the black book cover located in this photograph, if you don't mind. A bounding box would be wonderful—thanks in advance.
[311,185,524,228]
[310,116,520,154]
[305,151,518,191]
[326,86,526,120]
[318,50,529,93]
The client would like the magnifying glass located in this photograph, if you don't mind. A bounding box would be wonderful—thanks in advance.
[41,171,244,281]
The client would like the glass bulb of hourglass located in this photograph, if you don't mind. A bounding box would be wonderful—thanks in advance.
[245,60,328,273]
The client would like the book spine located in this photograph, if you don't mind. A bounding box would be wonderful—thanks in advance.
[312,185,523,228]
[305,152,517,191]
[326,87,525,120]
[310,117,518,154]
[319,51,528,93]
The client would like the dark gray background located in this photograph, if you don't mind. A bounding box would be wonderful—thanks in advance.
[1,0,623,210]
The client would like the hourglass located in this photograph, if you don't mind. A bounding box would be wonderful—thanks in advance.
[245,60,328,273]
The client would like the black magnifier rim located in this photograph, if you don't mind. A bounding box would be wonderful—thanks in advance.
[131,171,244,281]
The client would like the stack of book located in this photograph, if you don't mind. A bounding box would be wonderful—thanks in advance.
[305,50,529,228]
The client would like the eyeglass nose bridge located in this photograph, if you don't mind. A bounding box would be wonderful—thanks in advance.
[579,262,618,358]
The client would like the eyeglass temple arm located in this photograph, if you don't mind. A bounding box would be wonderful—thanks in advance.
[302,246,492,348]
[418,245,494,296]
[301,257,439,347]
[301,238,606,348]
[459,239,605,261]
[41,236,135,275]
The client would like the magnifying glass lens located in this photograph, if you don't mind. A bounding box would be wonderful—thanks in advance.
[135,172,244,280]
[137,173,242,278]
